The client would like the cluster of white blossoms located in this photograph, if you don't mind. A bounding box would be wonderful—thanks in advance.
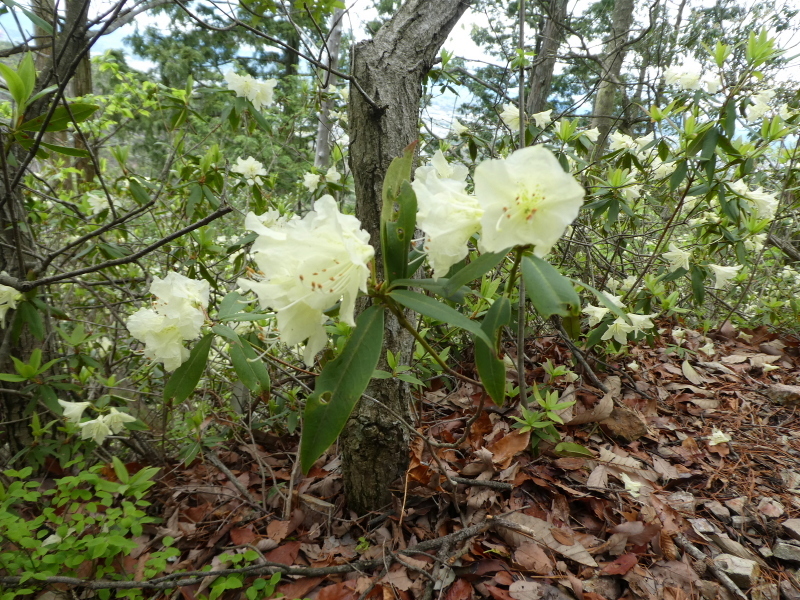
[85,192,110,215]
[232,156,267,186]
[237,196,374,365]
[224,71,278,111]
[581,301,657,345]
[126,272,210,371]
[499,104,553,131]
[664,66,722,94]
[728,179,779,221]
[0,275,22,326]
[303,167,341,193]
[58,400,136,445]
[746,89,775,122]
[413,146,585,278]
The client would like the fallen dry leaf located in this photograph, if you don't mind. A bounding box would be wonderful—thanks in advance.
[602,553,638,575]
[498,513,598,567]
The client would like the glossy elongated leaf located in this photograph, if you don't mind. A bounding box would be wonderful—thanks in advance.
[475,297,510,405]
[521,256,581,319]
[19,103,99,132]
[128,179,152,206]
[669,160,688,192]
[389,278,470,303]
[229,334,271,395]
[442,251,506,298]
[38,141,90,157]
[300,306,384,473]
[381,142,417,283]
[163,333,212,403]
[389,289,492,348]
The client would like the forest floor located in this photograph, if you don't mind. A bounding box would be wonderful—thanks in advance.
[118,322,800,600]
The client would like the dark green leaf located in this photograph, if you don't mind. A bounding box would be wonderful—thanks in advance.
[128,179,152,206]
[475,297,510,405]
[669,160,688,192]
[19,103,99,132]
[521,256,580,319]
[163,334,212,403]
[388,289,492,348]
[691,265,705,305]
[38,141,90,157]
[300,306,384,473]
[442,251,506,298]
[211,323,238,342]
[389,278,470,303]
[229,334,271,395]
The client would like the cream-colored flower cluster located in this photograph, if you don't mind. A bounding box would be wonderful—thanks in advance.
[58,400,136,445]
[413,146,585,278]
[237,196,374,365]
[224,71,277,111]
[127,272,210,371]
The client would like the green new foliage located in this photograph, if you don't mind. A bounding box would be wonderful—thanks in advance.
[0,463,169,599]
[300,306,385,473]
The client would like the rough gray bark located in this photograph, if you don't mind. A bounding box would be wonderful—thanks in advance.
[342,0,470,515]
[590,0,636,154]
[526,0,568,115]
[314,8,344,169]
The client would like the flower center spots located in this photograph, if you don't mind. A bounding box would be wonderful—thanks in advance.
[496,186,546,230]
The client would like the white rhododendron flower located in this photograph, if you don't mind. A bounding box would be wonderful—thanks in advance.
[103,407,137,434]
[628,313,656,335]
[651,157,677,179]
[58,400,91,424]
[601,293,626,309]
[582,127,600,142]
[238,196,374,364]
[0,278,22,325]
[224,71,277,111]
[413,151,483,278]
[531,109,552,128]
[79,418,112,444]
[704,74,722,94]
[127,310,193,371]
[303,172,321,193]
[729,180,779,220]
[622,184,641,202]
[662,243,691,272]
[450,118,468,135]
[324,167,341,184]
[86,192,108,215]
[127,272,208,371]
[708,428,731,446]
[499,103,520,130]
[664,66,702,91]
[633,132,655,153]
[709,264,742,289]
[232,156,266,185]
[608,131,637,153]
[582,304,609,326]
[602,317,635,345]
[474,145,584,256]
[627,361,640,371]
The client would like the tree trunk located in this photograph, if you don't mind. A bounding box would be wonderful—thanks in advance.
[314,8,344,169]
[590,0,636,154]
[526,0,568,115]
[341,0,470,515]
